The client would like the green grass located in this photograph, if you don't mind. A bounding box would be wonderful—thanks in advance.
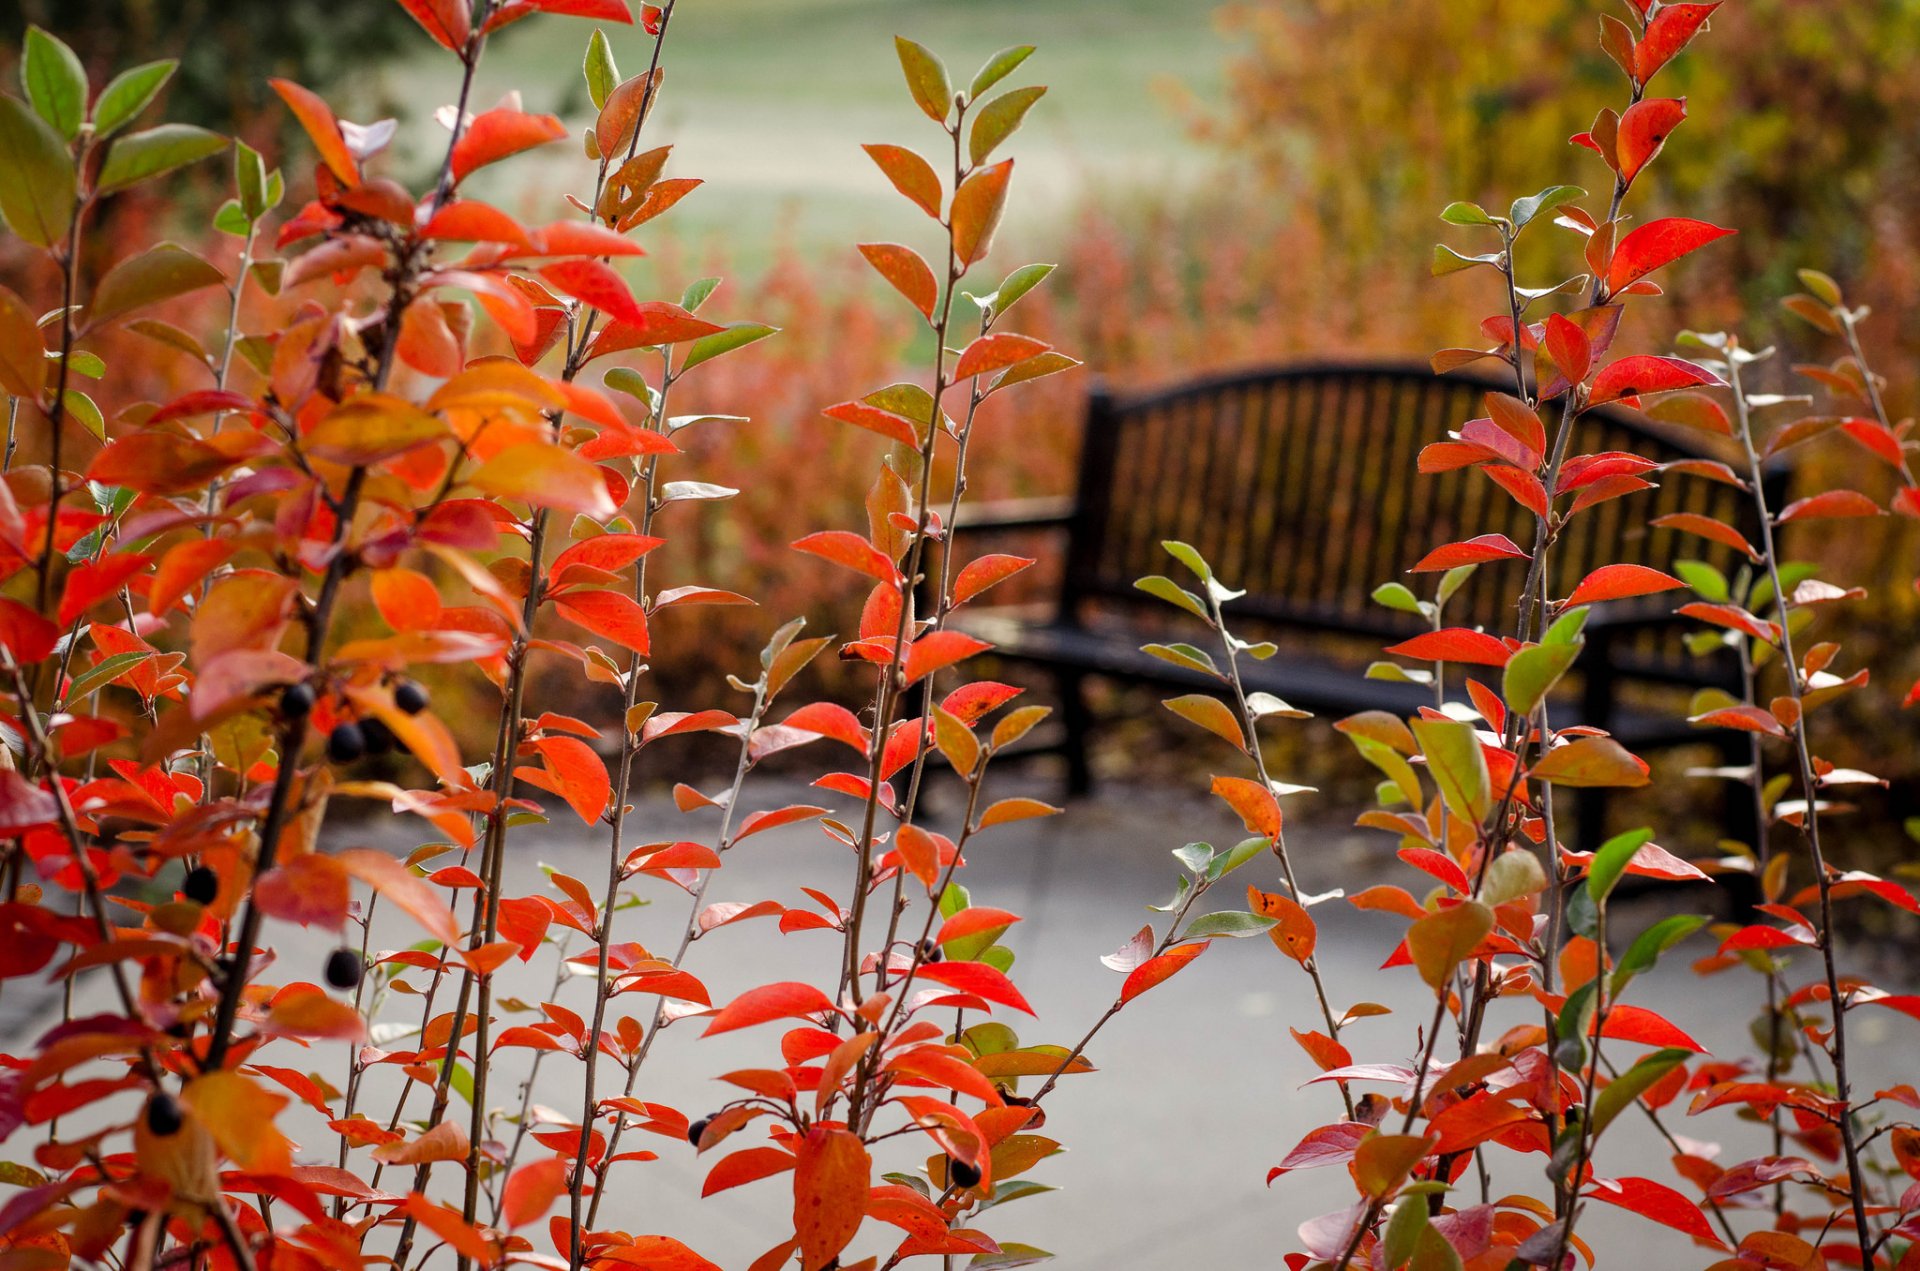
[365,0,1234,271]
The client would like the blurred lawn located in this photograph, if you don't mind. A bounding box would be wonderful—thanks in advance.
[373,0,1233,266]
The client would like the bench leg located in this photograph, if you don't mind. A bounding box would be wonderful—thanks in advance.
[1574,787,1608,855]
[1719,733,1763,918]
[1058,667,1093,798]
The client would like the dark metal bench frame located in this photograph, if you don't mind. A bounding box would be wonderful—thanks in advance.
[950,360,1789,849]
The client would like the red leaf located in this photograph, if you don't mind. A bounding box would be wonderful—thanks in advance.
[1564,564,1682,606]
[451,108,567,183]
[1121,942,1207,1004]
[394,0,471,50]
[861,144,942,218]
[822,400,920,447]
[1409,534,1528,573]
[58,554,151,628]
[793,531,901,585]
[531,736,610,825]
[953,333,1049,381]
[269,79,360,185]
[780,703,869,752]
[1588,354,1724,407]
[1650,513,1759,562]
[857,243,937,321]
[553,588,650,655]
[1634,2,1721,84]
[1689,705,1785,737]
[539,259,647,326]
[951,554,1033,606]
[915,961,1036,1015]
[501,1157,568,1228]
[587,302,727,358]
[935,907,1022,946]
[703,983,839,1036]
[1777,489,1883,523]
[1543,312,1592,386]
[951,160,1013,266]
[1597,1004,1706,1052]
[1616,97,1686,184]
[1585,1175,1723,1247]
[1269,1123,1369,1178]
[702,1146,795,1197]
[336,848,461,946]
[1605,218,1736,293]
[1677,602,1778,643]
[903,631,990,685]
[1382,628,1512,667]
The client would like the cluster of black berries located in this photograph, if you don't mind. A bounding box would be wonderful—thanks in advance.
[276,678,429,764]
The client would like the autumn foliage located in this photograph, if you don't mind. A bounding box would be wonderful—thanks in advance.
[1,3,1919,1271]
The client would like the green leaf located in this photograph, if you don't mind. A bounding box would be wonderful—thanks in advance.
[1182,909,1278,939]
[987,261,1053,318]
[1411,717,1490,821]
[23,26,88,140]
[84,244,226,332]
[1502,642,1580,717]
[213,199,251,237]
[1141,642,1221,679]
[968,45,1035,100]
[1371,581,1424,614]
[584,29,620,111]
[64,650,156,703]
[1590,1047,1691,1139]
[681,276,721,312]
[1160,539,1212,584]
[92,60,176,139]
[1134,575,1209,622]
[1382,1196,1429,1267]
[969,85,1046,165]
[1432,243,1499,276]
[0,94,76,248]
[1544,606,1590,645]
[1673,558,1729,604]
[1510,184,1585,231]
[1554,981,1597,1071]
[1612,913,1707,995]
[1208,835,1268,882]
[968,1244,1052,1271]
[62,388,104,441]
[895,36,953,123]
[1436,563,1477,607]
[96,123,228,195]
[678,321,776,372]
[1586,827,1654,906]
[235,141,274,220]
[1351,736,1422,808]
[1480,849,1547,906]
[1439,200,1496,227]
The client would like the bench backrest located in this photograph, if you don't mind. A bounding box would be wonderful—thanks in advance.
[1060,360,1774,655]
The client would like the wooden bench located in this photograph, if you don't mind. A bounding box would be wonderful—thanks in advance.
[948,360,1788,849]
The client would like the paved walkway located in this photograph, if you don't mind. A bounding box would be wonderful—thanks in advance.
[9,776,1911,1267]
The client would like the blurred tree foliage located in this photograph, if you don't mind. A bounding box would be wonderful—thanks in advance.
[0,0,413,134]
[1203,0,1920,340]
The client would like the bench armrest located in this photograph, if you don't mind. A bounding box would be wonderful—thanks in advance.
[951,496,1076,533]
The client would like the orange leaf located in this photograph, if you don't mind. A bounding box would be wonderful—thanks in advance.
[501,1156,568,1228]
[269,79,360,185]
[1120,942,1206,1004]
[951,160,1013,266]
[1564,563,1683,606]
[1210,775,1280,840]
[793,1127,871,1271]
[451,107,567,183]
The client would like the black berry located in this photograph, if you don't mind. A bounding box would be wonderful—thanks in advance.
[686,1116,711,1148]
[359,716,396,757]
[181,865,218,906]
[393,680,429,715]
[948,1156,982,1188]
[324,946,363,990]
[327,722,365,763]
[919,938,944,964]
[279,682,315,719]
[145,1092,184,1137]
